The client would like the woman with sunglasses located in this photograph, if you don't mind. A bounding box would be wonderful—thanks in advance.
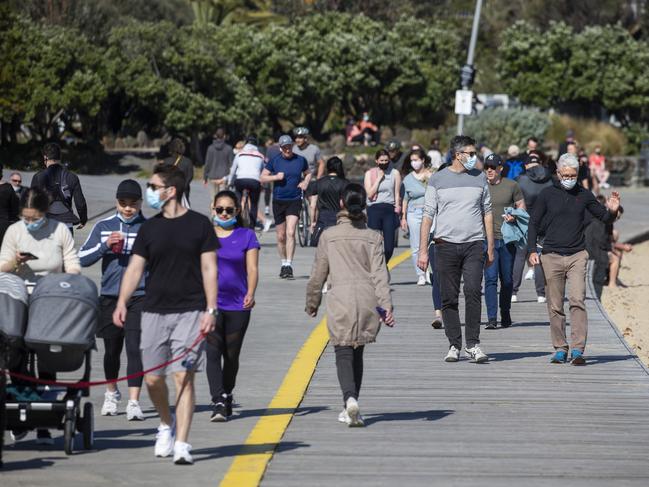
[206,190,260,422]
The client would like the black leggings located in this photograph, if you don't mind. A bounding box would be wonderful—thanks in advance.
[205,310,251,402]
[103,329,143,388]
[367,203,397,262]
[235,179,262,228]
[334,345,364,405]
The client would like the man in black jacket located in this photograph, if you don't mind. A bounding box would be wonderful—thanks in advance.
[528,153,620,365]
[31,143,87,235]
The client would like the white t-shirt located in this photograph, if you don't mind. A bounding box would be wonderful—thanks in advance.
[228,144,265,183]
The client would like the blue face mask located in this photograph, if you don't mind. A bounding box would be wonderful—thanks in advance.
[462,155,477,171]
[24,217,46,233]
[118,212,138,224]
[213,215,237,228]
[560,178,577,190]
[146,187,168,210]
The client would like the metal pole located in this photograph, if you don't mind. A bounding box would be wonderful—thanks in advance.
[457,0,483,135]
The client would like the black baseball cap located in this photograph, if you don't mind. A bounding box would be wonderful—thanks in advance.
[116,179,142,200]
[484,153,503,167]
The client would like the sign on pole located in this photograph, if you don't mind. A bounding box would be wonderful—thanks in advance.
[455,89,473,116]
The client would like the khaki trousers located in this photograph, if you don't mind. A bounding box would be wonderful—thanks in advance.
[540,250,589,352]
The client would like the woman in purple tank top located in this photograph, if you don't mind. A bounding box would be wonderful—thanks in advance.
[205,190,260,422]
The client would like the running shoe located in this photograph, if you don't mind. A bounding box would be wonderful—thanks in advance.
[500,312,512,328]
[224,394,233,417]
[511,294,518,303]
[465,345,489,363]
[36,429,53,445]
[417,275,426,286]
[154,422,175,457]
[264,206,270,216]
[101,390,120,416]
[210,402,227,422]
[279,266,288,279]
[485,319,497,330]
[263,219,272,232]
[126,400,145,421]
[173,441,193,465]
[570,350,586,366]
[284,265,295,280]
[525,269,534,280]
[445,345,460,362]
[338,409,351,425]
[537,296,547,303]
[345,398,364,427]
[550,350,567,363]
[10,430,28,442]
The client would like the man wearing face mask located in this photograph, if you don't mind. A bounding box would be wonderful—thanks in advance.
[528,153,620,365]
[113,165,219,465]
[417,135,494,364]
[0,164,20,244]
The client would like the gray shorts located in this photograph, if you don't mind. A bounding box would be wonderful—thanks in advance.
[140,311,205,376]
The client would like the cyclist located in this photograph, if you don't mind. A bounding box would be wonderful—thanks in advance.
[261,135,311,279]
[227,135,271,231]
[386,140,407,172]
[293,127,325,179]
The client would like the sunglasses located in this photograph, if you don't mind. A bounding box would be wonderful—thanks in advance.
[484,164,500,170]
[214,206,236,215]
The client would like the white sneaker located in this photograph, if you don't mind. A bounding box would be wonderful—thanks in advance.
[524,269,534,280]
[465,345,489,363]
[101,390,120,416]
[445,345,460,362]
[537,296,547,303]
[173,441,193,465]
[126,400,145,421]
[264,206,270,216]
[345,398,364,427]
[511,294,518,303]
[417,275,427,286]
[263,219,272,232]
[322,284,328,294]
[154,422,175,458]
[338,409,351,424]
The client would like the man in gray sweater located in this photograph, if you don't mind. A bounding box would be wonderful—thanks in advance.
[203,128,234,205]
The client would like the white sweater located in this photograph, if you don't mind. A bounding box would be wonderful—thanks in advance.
[228,144,265,183]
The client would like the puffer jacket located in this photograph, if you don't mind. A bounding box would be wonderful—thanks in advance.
[306,213,392,347]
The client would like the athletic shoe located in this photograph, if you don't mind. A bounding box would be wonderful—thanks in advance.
[511,294,518,303]
[550,350,567,363]
[500,312,512,328]
[279,266,288,279]
[36,429,53,445]
[114,388,122,402]
[154,422,175,457]
[10,430,28,442]
[445,345,460,362]
[101,390,120,416]
[284,265,295,280]
[126,400,144,421]
[525,269,534,280]
[224,394,233,417]
[263,220,272,232]
[417,275,427,286]
[338,409,351,424]
[210,402,227,422]
[485,319,497,330]
[537,296,547,303]
[431,316,443,329]
[264,206,270,216]
[465,345,489,363]
[570,350,586,366]
[345,398,364,427]
[173,441,193,465]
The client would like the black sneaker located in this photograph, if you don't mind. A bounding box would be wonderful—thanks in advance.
[36,429,53,445]
[210,402,227,422]
[224,394,233,417]
[279,266,288,279]
[485,319,497,330]
[500,312,512,328]
[284,265,294,280]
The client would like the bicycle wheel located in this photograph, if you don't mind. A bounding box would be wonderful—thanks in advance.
[298,198,311,247]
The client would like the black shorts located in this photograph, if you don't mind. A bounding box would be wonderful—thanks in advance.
[272,199,302,225]
[98,295,144,338]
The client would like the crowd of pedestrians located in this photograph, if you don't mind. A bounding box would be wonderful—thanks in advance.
[0,128,632,460]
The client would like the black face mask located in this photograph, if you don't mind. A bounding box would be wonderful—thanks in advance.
[377,163,390,171]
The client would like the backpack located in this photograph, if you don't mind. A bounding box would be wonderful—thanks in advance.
[44,165,73,215]
[504,159,525,180]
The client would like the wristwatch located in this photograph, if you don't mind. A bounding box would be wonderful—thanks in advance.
[206,308,219,318]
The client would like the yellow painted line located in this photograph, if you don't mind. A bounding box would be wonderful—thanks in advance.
[219,249,412,487]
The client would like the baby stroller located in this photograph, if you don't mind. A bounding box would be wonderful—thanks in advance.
[1,273,98,455]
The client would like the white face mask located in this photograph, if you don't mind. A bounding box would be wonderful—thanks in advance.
[560,178,577,190]
[410,159,423,171]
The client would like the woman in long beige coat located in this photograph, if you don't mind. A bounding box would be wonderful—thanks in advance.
[306,183,394,427]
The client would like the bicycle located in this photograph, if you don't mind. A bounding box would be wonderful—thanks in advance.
[297,195,311,247]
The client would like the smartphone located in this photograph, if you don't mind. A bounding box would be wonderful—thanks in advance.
[376,307,394,327]
[19,251,38,260]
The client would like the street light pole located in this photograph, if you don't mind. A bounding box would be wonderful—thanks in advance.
[457,0,483,135]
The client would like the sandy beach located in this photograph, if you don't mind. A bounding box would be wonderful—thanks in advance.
[602,240,649,366]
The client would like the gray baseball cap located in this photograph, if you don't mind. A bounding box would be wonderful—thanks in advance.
[278,135,293,147]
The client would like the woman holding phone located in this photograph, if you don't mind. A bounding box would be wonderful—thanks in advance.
[0,187,80,444]
[306,183,394,427]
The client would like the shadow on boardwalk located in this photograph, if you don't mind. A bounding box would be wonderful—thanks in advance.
[363,409,454,427]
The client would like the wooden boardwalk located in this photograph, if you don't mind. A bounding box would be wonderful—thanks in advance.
[263,252,649,486]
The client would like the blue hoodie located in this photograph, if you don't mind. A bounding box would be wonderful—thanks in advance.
[79,213,146,297]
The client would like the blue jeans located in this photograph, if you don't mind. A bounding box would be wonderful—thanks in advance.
[406,207,424,277]
[483,239,516,320]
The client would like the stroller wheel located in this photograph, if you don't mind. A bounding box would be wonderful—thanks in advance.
[63,417,76,455]
[82,402,94,450]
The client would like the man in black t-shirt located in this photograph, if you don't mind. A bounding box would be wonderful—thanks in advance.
[113,165,219,465]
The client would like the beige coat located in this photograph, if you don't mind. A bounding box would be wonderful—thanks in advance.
[306,213,392,347]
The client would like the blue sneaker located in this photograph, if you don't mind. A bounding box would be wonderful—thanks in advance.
[570,349,586,365]
[550,350,567,363]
